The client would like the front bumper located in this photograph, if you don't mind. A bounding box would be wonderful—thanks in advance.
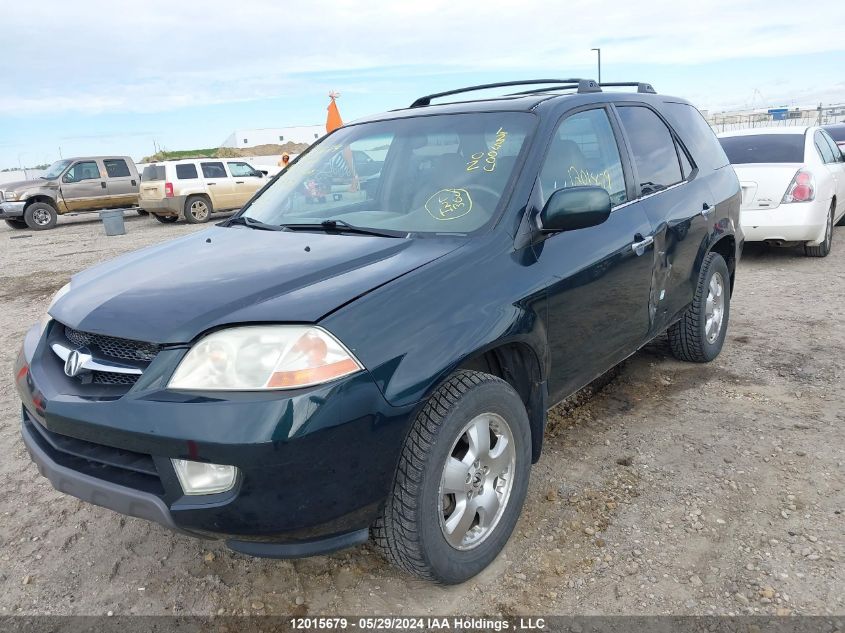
[14,321,416,556]
[740,200,828,244]
[0,201,26,219]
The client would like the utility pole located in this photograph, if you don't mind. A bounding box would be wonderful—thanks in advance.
[591,48,602,84]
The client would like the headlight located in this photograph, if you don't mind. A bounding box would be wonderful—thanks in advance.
[168,325,363,390]
[39,282,71,335]
[2,191,17,201]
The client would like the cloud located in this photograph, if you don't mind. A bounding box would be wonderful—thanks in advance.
[0,0,843,116]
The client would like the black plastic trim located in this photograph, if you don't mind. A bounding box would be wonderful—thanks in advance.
[226,529,370,558]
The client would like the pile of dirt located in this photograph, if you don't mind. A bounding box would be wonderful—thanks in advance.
[141,141,310,163]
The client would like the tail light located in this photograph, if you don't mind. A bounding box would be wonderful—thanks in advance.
[164,182,174,198]
[782,169,814,203]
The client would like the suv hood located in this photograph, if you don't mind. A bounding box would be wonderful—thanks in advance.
[51,226,464,344]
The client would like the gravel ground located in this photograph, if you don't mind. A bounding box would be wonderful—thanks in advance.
[0,212,842,616]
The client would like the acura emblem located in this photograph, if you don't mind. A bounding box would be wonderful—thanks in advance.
[64,348,91,377]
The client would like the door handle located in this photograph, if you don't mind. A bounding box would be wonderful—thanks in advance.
[101,181,107,189]
[207,183,216,186]
[235,181,244,184]
[701,202,714,217]
[631,234,654,256]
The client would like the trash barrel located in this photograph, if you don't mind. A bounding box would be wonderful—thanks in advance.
[99,209,126,236]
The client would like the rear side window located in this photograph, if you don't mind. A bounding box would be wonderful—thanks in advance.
[662,102,729,170]
[201,162,227,178]
[617,106,683,195]
[176,163,198,179]
[815,131,836,164]
[141,165,165,181]
[821,131,843,162]
[103,159,131,178]
[539,108,627,206]
[718,134,805,164]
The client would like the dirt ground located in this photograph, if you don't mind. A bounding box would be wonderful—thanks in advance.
[0,212,842,617]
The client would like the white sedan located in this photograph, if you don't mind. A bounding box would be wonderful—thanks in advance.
[718,126,845,257]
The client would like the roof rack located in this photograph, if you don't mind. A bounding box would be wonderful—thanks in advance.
[600,82,657,94]
[409,79,601,108]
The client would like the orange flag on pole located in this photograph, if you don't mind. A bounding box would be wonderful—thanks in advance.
[326,91,343,133]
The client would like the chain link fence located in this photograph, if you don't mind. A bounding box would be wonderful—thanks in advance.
[708,105,845,133]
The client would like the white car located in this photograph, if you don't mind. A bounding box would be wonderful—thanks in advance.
[718,126,845,256]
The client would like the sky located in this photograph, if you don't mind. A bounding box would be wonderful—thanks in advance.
[2,0,844,169]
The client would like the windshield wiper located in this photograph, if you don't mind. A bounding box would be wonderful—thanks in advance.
[281,219,406,238]
[225,216,289,231]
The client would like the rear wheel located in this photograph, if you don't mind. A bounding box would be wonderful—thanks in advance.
[23,202,57,230]
[152,213,178,224]
[4,219,27,230]
[372,370,531,584]
[136,209,149,216]
[184,195,212,224]
[805,202,834,257]
[668,252,730,363]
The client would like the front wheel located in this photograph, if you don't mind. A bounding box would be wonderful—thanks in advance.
[372,370,531,584]
[23,202,57,230]
[668,251,731,363]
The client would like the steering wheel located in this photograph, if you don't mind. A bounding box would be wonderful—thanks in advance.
[462,183,501,209]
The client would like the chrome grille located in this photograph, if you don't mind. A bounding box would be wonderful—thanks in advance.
[64,326,160,362]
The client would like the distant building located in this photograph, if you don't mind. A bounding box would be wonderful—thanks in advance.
[221,125,325,149]
[705,104,845,133]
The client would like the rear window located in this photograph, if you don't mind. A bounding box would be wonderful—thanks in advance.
[824,125,845,142]
[176,163,198,179]
[141,165,165,181]
[718,134,805,164]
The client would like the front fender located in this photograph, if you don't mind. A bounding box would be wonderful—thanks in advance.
[321,238,549,408]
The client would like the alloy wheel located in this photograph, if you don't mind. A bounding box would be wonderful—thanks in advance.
[705,272,725,344]
[190,200,209,221]
[32,208,52,226]
[438,412,516,550]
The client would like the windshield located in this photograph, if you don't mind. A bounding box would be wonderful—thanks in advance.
[718,134,805,164]
[41,159,72,180]
[242,112,535,234]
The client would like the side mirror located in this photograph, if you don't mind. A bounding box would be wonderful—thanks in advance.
[539,186,612,232]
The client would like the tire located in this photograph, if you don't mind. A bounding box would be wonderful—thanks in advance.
[372,370,531,584]
[136,209,149,216]
[668,252,731,363]
[4,219,27,230]
[23,202,57,231]
[184,195,212,224]
[805,202,834,257]
[152,213,178,224]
